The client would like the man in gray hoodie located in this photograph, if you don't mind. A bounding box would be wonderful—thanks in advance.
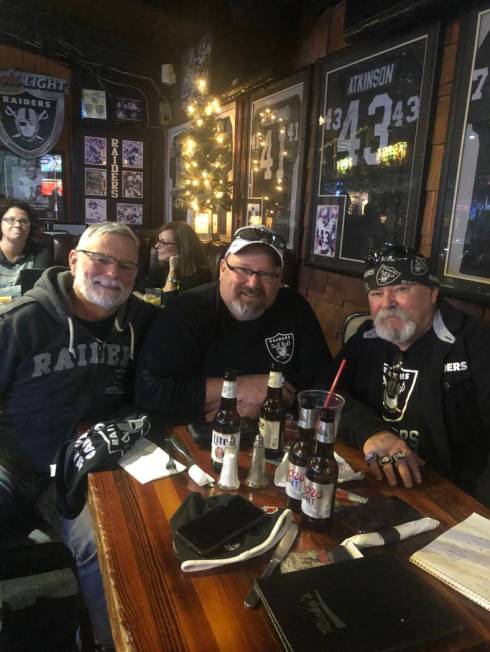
[0,222,156,651]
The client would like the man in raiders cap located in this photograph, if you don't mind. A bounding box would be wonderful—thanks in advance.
[136,225,330,421]
[320,245,490,506]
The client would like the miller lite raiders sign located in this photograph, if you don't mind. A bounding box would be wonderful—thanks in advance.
[0,70,69,159]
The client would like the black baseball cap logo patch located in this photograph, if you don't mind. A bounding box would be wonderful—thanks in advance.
[376,264,401,286]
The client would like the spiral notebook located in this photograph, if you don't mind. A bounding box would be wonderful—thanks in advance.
[255,553,461,652]
[410,512,490,611]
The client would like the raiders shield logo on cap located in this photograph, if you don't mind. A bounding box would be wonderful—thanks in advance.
[265,332,294,364]
[376,264,402,286]
[410,256,429,275]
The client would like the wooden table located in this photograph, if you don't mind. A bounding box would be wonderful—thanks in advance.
[88,428,490,651]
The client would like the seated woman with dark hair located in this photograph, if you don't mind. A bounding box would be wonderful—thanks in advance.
[138,221,210,304]
[0,198,53,298]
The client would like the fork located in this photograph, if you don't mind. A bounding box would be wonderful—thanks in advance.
[162,441,176,472]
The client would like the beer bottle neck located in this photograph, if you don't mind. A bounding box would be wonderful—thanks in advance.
[314,439,335,458]
[220,379,237,409]
[267,370,283,390]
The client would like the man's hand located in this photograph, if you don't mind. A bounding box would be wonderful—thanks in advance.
[205,374,296,420]
[363,431,425,488]
[236,375,296,419]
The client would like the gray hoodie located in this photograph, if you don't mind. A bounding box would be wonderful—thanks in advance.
[0,266,156,475]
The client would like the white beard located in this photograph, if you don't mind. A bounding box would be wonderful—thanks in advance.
[374,306,417,345]
[227,295,265,321]
[75,273,131,311]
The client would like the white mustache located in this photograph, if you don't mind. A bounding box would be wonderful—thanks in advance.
[92,275,123,291]
[376,306,410,321]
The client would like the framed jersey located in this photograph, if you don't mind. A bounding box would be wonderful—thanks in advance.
[245,69,310,252]
[306,25,440,275]
[433,4,490,302]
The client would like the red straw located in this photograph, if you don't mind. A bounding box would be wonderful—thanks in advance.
[323,358,347,408]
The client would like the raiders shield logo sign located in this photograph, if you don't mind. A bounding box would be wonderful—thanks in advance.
[0,88,65,159]
[265,332,294,364]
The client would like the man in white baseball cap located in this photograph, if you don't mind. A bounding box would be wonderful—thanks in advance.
[136,225,330,421]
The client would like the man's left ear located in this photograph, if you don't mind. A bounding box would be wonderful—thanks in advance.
[431,287,439,304]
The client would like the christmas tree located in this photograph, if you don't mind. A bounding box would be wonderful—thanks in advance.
[174,77,232,216]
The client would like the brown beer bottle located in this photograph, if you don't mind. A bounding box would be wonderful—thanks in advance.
[301,407,338,530]
[259,363,285,460]
[286,395,316,512]
[211,370,241,473]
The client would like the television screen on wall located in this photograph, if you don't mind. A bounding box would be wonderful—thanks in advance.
[0,149,64,221]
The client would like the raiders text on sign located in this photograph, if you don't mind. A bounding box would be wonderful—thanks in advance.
[3,96,52,108]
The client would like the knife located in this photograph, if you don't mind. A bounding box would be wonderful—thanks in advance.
[243,522,298,609]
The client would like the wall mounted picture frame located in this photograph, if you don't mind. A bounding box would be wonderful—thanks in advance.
[246,69,310,252]
[81,89,107,120]
[432,5,490,302]
[306,25,440,274]
[0,149,65,220]
[164,120,193,224]
[164,101,236,237]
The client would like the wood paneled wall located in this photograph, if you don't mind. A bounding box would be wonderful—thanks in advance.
[293,3,490,356]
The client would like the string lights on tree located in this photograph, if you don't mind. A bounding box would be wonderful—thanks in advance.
[174,77,232,218]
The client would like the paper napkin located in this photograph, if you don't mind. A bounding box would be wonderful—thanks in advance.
[119,438,186,483]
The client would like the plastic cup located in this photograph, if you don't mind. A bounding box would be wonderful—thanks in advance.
[144,287,162,305]
[284,413,298,446]
[297,389,345,435]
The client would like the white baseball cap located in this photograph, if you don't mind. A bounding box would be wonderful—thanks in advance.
[225,226,285,267]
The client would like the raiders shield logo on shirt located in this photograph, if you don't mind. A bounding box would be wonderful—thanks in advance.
[265,332,295,364]
[382,360,418,422]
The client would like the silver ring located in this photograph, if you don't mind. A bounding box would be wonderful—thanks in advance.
[364,452,378,465]
[391,451,407,464]
[378,455,393,466]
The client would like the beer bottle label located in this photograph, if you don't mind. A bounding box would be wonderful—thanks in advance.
[286,462,306,500]
[211,430,240,463]
[316,421,335,444]
[268,370,283,389]
[221,379,237,399]
[259,418,280,449]
[301,478,335,519]
[298,408,316,430]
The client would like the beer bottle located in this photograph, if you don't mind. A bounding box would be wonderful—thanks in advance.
[211,370,241,473]
[301,407,338,530]
[286,395,316,512]
[259,363,285,460]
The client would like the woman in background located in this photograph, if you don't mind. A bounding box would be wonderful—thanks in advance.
[139,221,210,304]
[0,198,53,297]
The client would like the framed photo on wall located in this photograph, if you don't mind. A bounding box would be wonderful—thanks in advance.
[246,70,310,251]
[164,101,236,238]
[433,6,490,301]
[164,120,193,224]
[307,25,440,274]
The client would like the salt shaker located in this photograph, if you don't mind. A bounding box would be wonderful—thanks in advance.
[217,435,240,490]
[245,433,268,489]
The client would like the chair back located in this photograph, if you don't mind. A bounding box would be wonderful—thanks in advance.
[341,311,371,345]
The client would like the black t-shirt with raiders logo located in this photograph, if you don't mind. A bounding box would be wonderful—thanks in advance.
[135,282,331,421]
[381,329,440,463]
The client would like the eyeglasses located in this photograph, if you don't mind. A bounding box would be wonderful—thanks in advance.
[365,246,415,268]
[77,250,138,272]
[155,239,176,248]
[2,217,30,226]
[233,226,286,250]
[225,259,280,281]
